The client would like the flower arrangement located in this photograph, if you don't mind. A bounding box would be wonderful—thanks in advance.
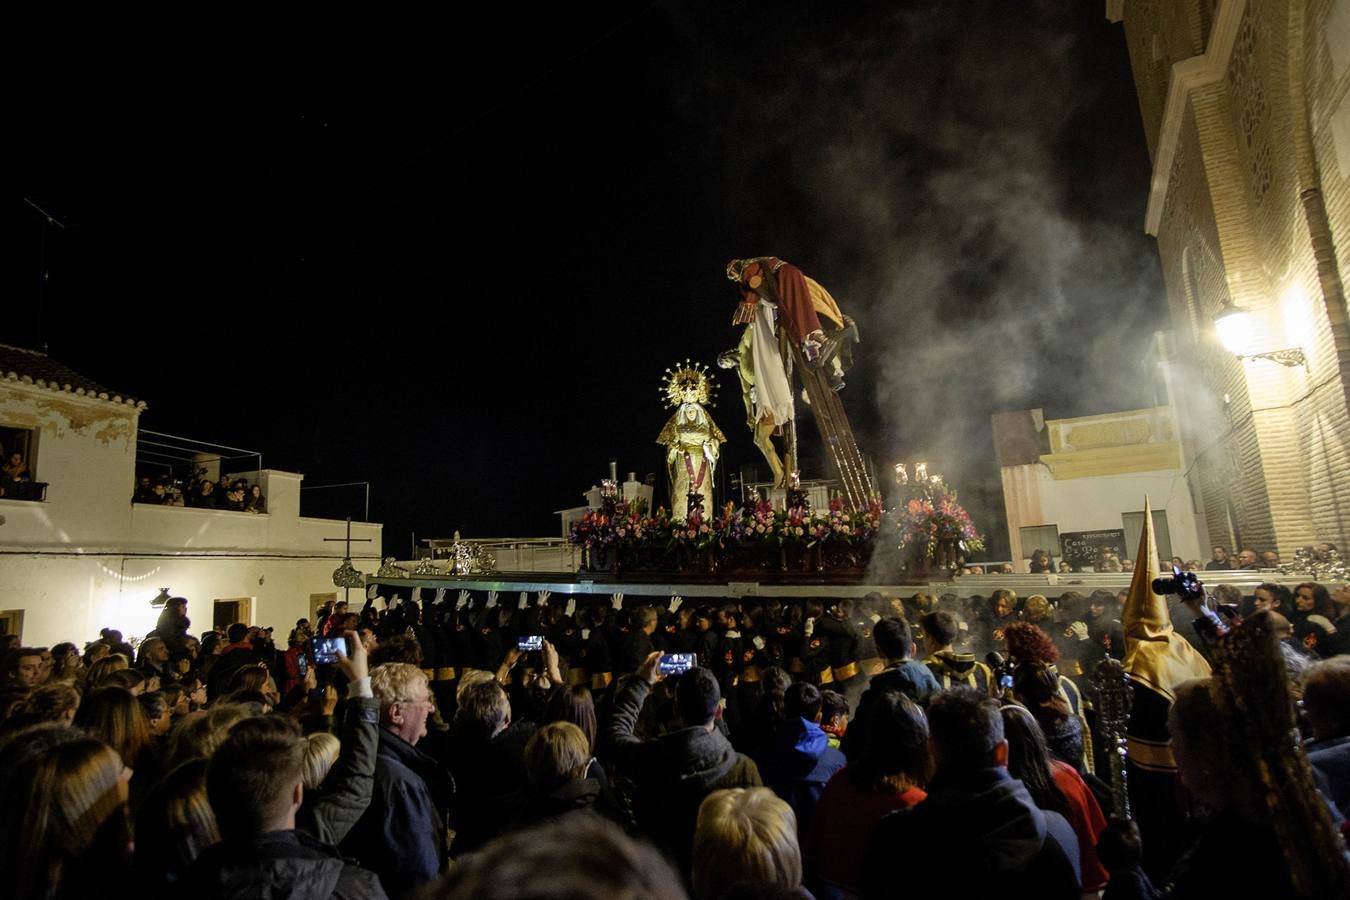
[565,484,979,574]
[892,475,984,559]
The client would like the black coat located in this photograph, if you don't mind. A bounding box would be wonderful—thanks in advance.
[618,629,655,675]
[861,767,1080,900]
[186,829,386,900]
[604,677,761,871]
[448,721,537,855]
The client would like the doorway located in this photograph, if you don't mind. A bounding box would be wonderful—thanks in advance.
[212,598,254,630]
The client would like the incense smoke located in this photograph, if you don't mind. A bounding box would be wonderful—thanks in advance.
[685,1,1166,557]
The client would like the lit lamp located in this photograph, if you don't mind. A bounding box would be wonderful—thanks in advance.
[1214,301,1306,368]
[893,463,908,485]
[914,462,928,482]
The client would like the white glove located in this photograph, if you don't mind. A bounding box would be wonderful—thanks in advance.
[581,628,591,640]
[870,613,882,624]
[611,593,624,611]
[537,590,551,607]
[1069,621,1090,641]
[518,592,529,610]
[434,588,446,605]
[804,617,815,637]
[669,595,683,613]
[753,636,766,650]
[456,590,470,611]
[565,597,577,617]
[486,590,499,609]
[367,585,380,600]
[411,587,424,603]
[725,630,741,640]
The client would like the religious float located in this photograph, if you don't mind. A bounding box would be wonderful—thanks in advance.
[561,257,984,583]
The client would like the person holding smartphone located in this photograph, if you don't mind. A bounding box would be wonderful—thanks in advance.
[604,651,761,876]
[296,630,378,847]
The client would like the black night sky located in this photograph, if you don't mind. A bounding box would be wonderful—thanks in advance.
[11,2,1164,560]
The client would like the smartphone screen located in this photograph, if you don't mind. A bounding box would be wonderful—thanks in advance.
[313,636,347,665]
[658,653,695,676]
[517,635,544,651]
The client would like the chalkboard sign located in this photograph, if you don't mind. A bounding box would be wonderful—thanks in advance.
[1059,529,1127,570]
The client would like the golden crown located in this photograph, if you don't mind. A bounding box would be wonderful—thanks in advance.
[660,359,717,407]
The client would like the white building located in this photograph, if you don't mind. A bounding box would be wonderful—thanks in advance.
[0,344,382,648]
[993,404,1205,572]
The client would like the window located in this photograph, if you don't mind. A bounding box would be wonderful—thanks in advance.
[1019,525,1061,564]
[0,423,44,501]
[1122,510,1173,564]
[0,610,24,641]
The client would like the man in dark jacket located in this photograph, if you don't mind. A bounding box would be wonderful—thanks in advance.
[447,678,536,855]
[758,681,845,836]
[864,690,1074,900]
[617,605,658,674]
[189,715,386,900]
[340,662,451,898]
[863,617,941,707]
[860,688,1079,900]
[207,622,265,700]
[604,654,761,871]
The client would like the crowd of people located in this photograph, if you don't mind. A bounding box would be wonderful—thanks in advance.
[132,470,265,513]
[966,542,1317,576]
[1,574,1348,899]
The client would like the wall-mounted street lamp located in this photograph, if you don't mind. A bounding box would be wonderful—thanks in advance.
[1213,301,1307,368]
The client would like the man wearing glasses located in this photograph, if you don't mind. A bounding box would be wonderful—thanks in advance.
[341,662,453,897]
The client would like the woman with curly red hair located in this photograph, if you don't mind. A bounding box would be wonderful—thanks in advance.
[1003,622,1093,774]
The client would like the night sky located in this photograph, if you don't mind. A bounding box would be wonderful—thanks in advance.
[11,2,1163,560]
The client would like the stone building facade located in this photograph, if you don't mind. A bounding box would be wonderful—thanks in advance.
[1109,0,1350,556]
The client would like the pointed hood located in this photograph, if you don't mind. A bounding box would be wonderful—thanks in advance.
[1123,497,1210,703]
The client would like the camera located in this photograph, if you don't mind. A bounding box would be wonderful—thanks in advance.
[1151,565,1205,602]
[517,635,544,651]
[985,651,1014,690]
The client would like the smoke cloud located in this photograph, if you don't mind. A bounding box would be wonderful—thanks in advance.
[682,1,1167,557]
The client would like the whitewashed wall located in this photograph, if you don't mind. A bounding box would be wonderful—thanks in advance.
[0,382,383,647]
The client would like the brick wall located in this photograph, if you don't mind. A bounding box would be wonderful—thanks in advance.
[1120,0,1350,555]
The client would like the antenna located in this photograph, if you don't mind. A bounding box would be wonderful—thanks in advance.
[24,198,69,354]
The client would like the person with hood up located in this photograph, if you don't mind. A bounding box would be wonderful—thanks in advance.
[1120,499,1212,882]
[920,609,994,695]
[757,681,845,836]
[603,653,761,875]
[860,687,1080,900]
